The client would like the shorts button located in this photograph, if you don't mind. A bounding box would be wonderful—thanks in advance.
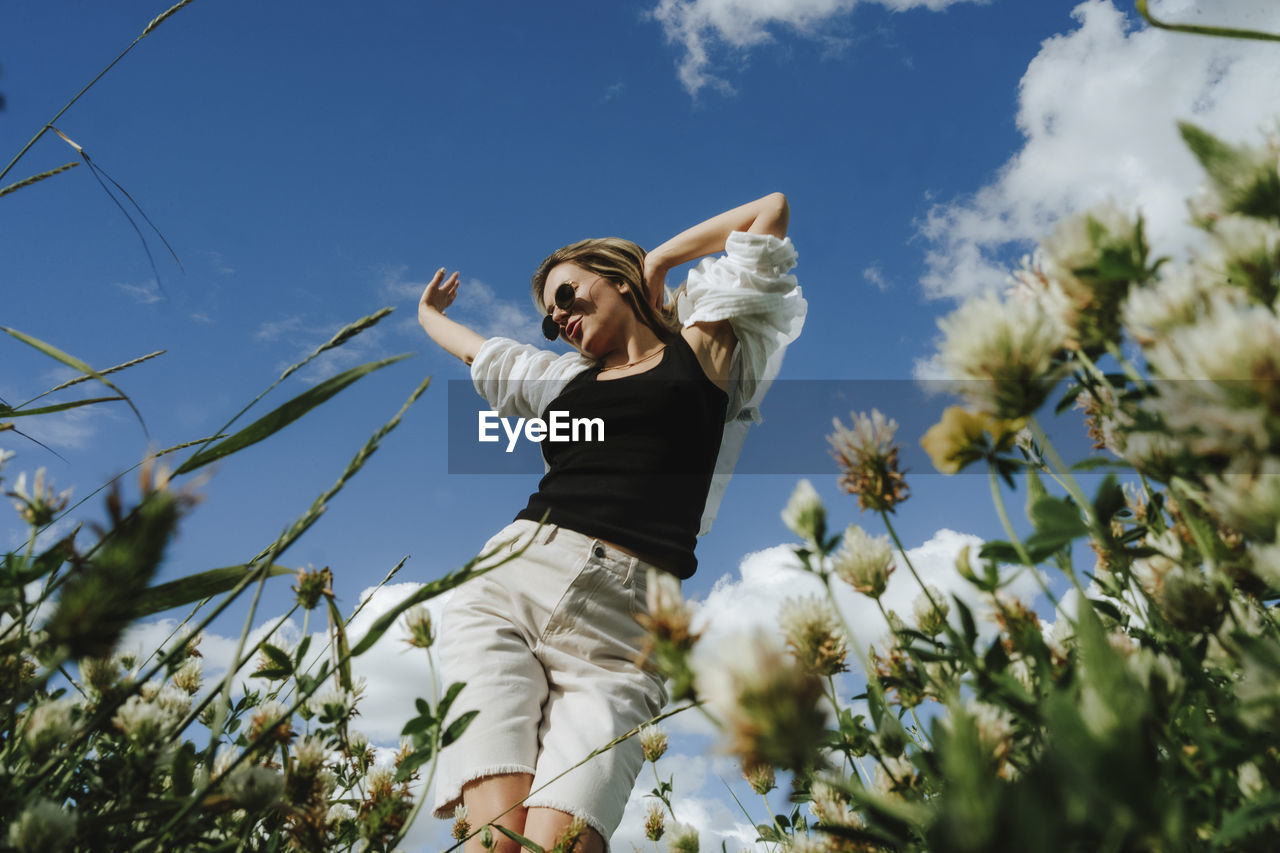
[593,545,605,558]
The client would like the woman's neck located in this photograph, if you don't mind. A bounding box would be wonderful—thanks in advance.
[599,323,665,370]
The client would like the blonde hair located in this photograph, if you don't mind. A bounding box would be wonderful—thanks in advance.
[532,238,681,341]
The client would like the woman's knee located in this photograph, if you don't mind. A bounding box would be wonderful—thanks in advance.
[523,807,605,853]
[461,773,535,853]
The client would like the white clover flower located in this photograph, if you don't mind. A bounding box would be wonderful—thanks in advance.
[8,468,73,526]
[24,697,79,753]
[6,799,77,853]
[1205,457,1280,541]
[1122,263,1229,346]
[172,657,203,694]
[1250,536,1280,589]
[871,754,919,797]
[1039,201,1138,292]
[639,724,668,763]
[695,632,826,774]
[911,586,949,636]
[777,595,848,677]
[668,822,700,853]
[781,479,825,542]
[831,524,894,598]
[154,684,192,719]
[789,834,836,853]
[1238,762,1265,798]
[327,803,356,823]
[294,735,328,771]
[113,694,177,747]
[307,681,362,724]
[1144,296,1280,456]
[809,780,860,828]
[644,802,665,842]
[224,764,285,811]
[937,289,1068,419]
[969,701,1016,761]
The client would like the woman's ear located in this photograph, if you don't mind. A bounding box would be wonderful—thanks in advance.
[615,280,630,294]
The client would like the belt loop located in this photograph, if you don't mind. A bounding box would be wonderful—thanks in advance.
[623,555,639,586]
[541,523,558,545]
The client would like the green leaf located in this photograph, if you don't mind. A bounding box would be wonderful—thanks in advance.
[3,396,124,417]
[437,681,466,722]
[173,353,411,475]
[250,666,291,681]
[326,593,354,692]
[393,746,435,783]
[172,741,197,797]
[441,709,479,748]
[1028,494,1087,550]
[293,635,311,667]
[1025,468,1049,525]
[1212,793,1280,845]
[1179,121,1280,220]
[1070,456,1128,471]
[1093,473,1125,526]
[401,714,436,737]
[131,563,293,617]
[1,327,146,431]
[495,825,546,853]
[259,643,292,674]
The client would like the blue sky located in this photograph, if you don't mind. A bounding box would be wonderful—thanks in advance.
[4,0,1279,848]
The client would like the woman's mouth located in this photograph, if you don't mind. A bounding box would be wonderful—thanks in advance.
[565,317,582,341]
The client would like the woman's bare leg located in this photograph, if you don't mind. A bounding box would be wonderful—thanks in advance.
[461,773,534,853]
[523,807,605,853]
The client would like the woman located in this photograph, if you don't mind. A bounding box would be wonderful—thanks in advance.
[419,193,804,852]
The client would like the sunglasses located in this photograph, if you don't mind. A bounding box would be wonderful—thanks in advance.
[541,281,578,341]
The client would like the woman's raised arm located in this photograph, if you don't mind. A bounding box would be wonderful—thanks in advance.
[643,192,789,308]
[418,267,487,365]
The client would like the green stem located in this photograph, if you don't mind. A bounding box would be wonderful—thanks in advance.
[989,463,1062,611]
[878,511,942,614]
[1135,0,1280,42]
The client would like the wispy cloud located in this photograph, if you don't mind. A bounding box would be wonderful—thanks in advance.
[114,279,163,304]
[652,0,983,96]
[918,0,1280,300]
[378,265,544,346]
[863,262,889,291]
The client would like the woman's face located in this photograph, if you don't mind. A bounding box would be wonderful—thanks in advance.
[543,262,635,358]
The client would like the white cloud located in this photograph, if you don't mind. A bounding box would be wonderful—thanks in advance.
[863,262,890,291]
[377,266,544,346]
[919,0,1280,300]
[692,529,1045,677]
[255,313,392,383]
[114,279,163,304]
[651,0,984,96]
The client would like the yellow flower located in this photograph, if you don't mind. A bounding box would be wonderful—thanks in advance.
[920,407,1025,475]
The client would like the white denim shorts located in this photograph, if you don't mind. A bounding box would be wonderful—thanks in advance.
[432,519,669,845]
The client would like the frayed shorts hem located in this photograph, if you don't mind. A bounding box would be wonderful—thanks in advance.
[522,797,611,850]
[431,764,537,820]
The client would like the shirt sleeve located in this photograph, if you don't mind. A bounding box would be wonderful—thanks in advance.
[675,232,806,536]
[674,230,806,422]
[470,337,592,420]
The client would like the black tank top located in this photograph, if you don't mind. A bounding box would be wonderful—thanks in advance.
[515,334,729,578]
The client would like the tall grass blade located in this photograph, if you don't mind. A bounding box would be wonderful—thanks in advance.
[1,0,202,184]
[180,307,394,466]
[131,563,294,617]
[1,326,147,435]
[141,0,199,38]
[1135,0,1280,41]
[173,353,411,475]
[0,161,79,198]
[21,349,165,407]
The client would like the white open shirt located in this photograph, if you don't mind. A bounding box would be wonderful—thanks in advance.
[471,230,807,536]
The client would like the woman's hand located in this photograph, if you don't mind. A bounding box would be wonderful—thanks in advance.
[642,254,670,310]
[419,268,460,322]
[416,267,485,365]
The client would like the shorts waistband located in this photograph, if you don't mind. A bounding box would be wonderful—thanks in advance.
[503,519,651,583]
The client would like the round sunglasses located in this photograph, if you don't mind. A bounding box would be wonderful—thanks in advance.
[541,281,578,341]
